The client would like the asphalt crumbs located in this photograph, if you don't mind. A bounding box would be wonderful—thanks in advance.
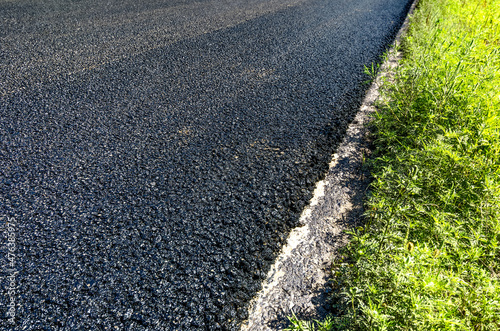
[0,0,413,329]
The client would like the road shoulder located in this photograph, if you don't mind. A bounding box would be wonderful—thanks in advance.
[240,1,417,328]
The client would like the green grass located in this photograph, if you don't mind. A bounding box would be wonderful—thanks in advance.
[287,0,500,329]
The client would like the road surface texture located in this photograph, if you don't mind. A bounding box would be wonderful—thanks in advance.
[0,0,412,329]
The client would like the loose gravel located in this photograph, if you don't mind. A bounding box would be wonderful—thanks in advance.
[1,0,412,329]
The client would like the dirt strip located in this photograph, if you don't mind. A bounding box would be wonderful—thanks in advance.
[241,0,418,329]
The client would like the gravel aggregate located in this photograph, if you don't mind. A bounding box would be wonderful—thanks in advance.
[1,0,412,329]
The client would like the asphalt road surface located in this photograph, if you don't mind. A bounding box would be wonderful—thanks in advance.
[0,0,412,329]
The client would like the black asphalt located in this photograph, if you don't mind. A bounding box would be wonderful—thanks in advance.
[0,0,412,329]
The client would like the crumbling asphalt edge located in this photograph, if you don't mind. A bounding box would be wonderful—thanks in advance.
[240,1,418,329]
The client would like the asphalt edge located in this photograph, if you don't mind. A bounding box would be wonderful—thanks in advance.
[240,0,419,329]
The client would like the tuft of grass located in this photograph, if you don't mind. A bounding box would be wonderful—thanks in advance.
[363,62,381,85]
[287,0,500,329]
[287,313,338,331]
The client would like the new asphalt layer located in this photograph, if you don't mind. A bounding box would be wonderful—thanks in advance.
[0,0,413,329]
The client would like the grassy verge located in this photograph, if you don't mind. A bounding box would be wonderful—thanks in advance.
[287,0,500,329]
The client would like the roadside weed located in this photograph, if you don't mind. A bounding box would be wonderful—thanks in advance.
[287,313,337,331]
